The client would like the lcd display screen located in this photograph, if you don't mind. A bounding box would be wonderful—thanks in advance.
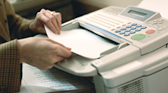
[128,10,147,18]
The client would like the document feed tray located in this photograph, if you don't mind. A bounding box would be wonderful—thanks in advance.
[44,20,132,77]
[45,21,118,59]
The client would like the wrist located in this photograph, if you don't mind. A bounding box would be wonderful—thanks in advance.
[29,21,35,31]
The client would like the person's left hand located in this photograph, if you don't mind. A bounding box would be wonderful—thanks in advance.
[29,9,62,34]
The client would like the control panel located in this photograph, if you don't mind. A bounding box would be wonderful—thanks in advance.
[79,6,168,54]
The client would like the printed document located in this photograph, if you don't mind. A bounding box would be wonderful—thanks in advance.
[19,64,94,93]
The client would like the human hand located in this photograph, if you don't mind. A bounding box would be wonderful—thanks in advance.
[29,9,62,34]
[18,37,71,71]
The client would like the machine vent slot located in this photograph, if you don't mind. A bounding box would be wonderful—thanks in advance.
[118,79,144,93]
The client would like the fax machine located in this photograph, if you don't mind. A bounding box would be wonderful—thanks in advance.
[42,6,168,93]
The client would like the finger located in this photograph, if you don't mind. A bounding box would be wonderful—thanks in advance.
[46,10,61,27]
[53,56,65,63]
[46,10,62,34]
[41,15,58,34]
[44,10,60,34]
[38,10,58,34]
[53,12,62,32]
[47,38,72,50]
[56,45,72,58]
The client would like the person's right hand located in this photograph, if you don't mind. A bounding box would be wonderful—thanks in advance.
[17,37,72,71]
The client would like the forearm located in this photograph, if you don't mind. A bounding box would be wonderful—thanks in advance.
[0,39,22,92]
[9,15,38,39]
[5,0,38,39]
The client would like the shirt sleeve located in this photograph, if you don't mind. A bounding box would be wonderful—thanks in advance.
[4,0,38,40]
[0,0,37,92]
[0,39,21,92]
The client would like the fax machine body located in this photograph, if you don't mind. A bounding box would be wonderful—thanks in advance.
[53,6,168,93]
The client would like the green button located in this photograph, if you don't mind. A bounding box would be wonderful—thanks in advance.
[131,34,146,40]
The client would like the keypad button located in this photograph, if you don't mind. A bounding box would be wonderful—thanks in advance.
[115,24,148,37]
[154,21,158,24]
[153,25,158,28]
[135,28,141,32]
[136,24,142,27]
[160,19,164,21]
[153,20,158,24]
[153,20,157,22]
[130,30,136,34]
[132,23,137,26]
[126,25,131,28]
[116,26,121,29]
[124,33,130,36]
[115,30,121,33]
[125,29,131,32]
[127,22,131,24]
[111,28,115,31]
[122,24,126,26]
[121,28,126,30]
[119,31,125,35]
[131,27,136,30]
[141,26,147,29]
[145,29,155,34]
[158,28,163,31]
[159,21,163,24]
[131,34,146,40]
[159,20,163,22]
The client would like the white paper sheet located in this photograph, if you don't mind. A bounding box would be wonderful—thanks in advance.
[20,64,94,93]
[45,25,116,59]
[138,0,168,19]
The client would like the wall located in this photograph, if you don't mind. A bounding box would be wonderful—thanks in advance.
[73,0,142,18]
[10,0,74,22]
[76,0,142,8]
